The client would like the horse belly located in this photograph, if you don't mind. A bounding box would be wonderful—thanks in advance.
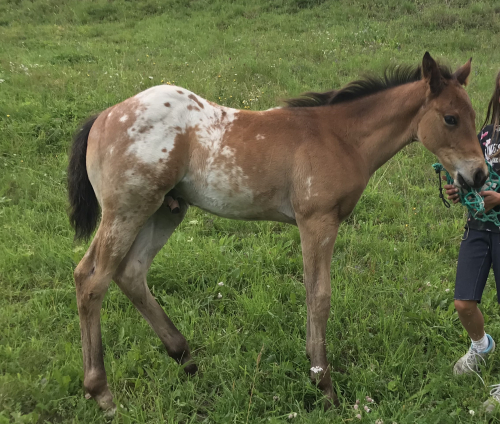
[176,172,294,222]
[176,173,264,219]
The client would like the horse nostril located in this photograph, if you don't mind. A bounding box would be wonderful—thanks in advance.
[473,168,487,189]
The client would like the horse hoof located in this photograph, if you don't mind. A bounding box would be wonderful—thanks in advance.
[323,391,339,410]
[104,406,117,418]
[183,361,198,376]
[93,389,116,413]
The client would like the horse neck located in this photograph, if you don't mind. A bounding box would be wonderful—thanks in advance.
[326,80,428,176]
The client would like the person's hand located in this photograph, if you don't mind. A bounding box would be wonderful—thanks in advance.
[442,176,460,204]
[479,191,500,212]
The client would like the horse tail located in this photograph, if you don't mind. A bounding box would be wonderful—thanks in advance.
[68,114,100,241]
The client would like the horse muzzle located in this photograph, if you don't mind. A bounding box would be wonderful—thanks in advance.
[456,167,488,190]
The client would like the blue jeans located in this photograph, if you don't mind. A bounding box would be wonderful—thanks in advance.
[455,229,500,303]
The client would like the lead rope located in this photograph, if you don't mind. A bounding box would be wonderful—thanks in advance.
[435,166,451,208]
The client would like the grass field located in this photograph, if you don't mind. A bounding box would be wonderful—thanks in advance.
[2,0,500,422]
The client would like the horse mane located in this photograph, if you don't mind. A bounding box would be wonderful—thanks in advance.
[284,63,454,108]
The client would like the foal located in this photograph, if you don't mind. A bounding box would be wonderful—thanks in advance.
[68,52,486,412]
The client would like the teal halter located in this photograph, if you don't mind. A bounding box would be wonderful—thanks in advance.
[432,162,500,226]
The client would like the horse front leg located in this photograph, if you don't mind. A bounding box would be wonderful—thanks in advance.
[297,213,339,409]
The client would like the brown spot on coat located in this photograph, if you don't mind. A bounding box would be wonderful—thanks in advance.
[164,102,171,107]
[162,148,167,152]
[187,105,200,112]
[177,90,184,94]
[188,94,204,109]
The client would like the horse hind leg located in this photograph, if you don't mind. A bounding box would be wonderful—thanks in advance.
[75,197,165,413]
[113,199,197,374]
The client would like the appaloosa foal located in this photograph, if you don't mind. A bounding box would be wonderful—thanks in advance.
[68,52,486,412]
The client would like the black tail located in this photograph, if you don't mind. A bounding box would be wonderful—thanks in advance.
[68,114,100,241]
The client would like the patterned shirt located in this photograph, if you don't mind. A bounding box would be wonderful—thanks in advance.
[467,124,500,232]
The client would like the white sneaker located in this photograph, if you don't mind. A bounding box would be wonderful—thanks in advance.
[453,334,495,376]
[483,384,500,414]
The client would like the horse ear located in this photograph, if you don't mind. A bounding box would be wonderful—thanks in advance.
[453,57,472,86]
[422,52,443,95]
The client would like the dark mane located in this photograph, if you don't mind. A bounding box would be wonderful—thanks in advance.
[284,64,453,108]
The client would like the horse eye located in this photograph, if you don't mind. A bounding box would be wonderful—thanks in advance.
[444,115,457,126]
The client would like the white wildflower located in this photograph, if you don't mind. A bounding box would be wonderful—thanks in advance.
[354,404,359,410]
[187,237,193,242]
[288,412,297,419]
[364,405,371,413]
[375,420,384,424]
[273,395,279,401]
[0,79,4,83]
[469,410,475,416]
[148,76,153,80]
[445,288,450,293]
[217,292,222,299]
[426,281,431,286]
[218,282,224,286]
[310,366,323,374]
[356,414,362,420]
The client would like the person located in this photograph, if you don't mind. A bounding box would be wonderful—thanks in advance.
[444,69,500,412]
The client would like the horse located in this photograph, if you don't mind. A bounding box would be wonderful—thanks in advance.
[67,52,487,413]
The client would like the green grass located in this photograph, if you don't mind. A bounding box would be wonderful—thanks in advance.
[2,0,500,422]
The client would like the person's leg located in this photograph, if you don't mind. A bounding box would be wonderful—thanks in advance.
[482,231,500,413]
[454,230,494,375]
[454,299,485,341]
[490,231,500,304]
